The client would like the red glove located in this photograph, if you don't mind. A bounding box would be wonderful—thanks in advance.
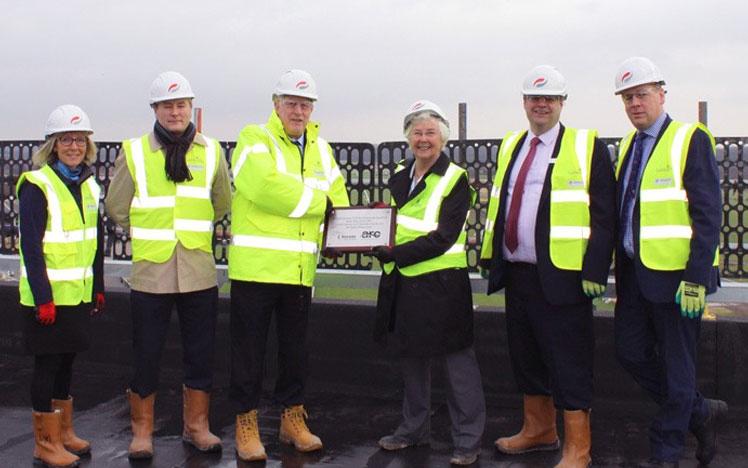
[36,302,56,325]
[91,292,105,316]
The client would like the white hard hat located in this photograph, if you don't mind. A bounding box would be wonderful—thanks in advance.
[149,71,195,104]
[614,57,665,95]
[274,69,318,101]
[403,99,449,132]
[44,104,93,137]
[522,65,567,97]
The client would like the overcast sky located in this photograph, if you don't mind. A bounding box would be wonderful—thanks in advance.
[3,0,746,143]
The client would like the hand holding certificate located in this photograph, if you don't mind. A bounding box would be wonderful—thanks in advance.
[322,206,396,253]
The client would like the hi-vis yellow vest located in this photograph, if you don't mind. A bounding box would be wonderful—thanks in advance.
[18,165,100,306]
[229,111,350,286]
[383,162,474,277]
[480,128,596,270]
[124,134,220,264]
[616,121,719,270]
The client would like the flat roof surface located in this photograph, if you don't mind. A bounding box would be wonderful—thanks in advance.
[0,354,744,467]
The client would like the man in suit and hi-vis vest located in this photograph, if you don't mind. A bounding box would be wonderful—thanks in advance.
[612,56,727,468]
[480,65,616,467]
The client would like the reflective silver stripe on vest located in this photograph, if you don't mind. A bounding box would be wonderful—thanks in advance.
[549,226,591,239]
[640,225,692,239]
[639,124,692,203]
[21,266,93,281]
[260,126,323,217]
[32,171,98,243]
[29,170,64,233]
[232,234,318,254]
[130,136,217,205]
[550,191,590,204]
[485,218,494,233]
[232,143,270,178]
[424,164,460,224]
[575,129,589,188]
[640,188,688,202]
[397,214,437,232]
[445,244,466,254]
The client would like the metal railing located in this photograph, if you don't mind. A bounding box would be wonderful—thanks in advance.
[1,136,746,277]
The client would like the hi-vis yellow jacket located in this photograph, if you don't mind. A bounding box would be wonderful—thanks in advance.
[229,111,349,286]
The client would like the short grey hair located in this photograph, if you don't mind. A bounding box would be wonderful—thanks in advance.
[403,112,450,146]
[31,134,97,169]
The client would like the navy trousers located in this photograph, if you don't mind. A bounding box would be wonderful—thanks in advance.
[614,256,708,462]
[130,287,218,397]
[505,262,594,410]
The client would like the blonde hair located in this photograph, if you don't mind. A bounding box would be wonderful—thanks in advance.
[31,134,97,169]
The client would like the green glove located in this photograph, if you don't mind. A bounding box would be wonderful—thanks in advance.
[480,267,489,280]
[675,281,706,318]
[581,280,606,298]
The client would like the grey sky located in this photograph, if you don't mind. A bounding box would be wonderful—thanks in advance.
[3,0,746,143]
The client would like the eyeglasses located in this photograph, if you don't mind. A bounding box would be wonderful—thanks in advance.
[621,87,660,103]
[282,100,313,112]
[525,95,562,103]
[57,135,87,147]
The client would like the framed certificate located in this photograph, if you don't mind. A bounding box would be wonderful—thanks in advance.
[322,206,396,252]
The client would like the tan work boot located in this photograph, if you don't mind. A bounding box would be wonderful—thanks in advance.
[279,405,323,452]
[555,409,591,468]
[127,389,154,459]
[235,409,267,461]
[182,385,222,452]
[32,410,80,468]
[51,396,91,456]
[495,394,560,454]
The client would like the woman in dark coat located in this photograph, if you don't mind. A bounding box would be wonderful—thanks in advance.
[371,100,486,466]
[18,104,105,468]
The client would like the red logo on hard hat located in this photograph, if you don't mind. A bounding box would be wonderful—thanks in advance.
[533,77,547,88]
[296,80,309,89]
[412,102,425,110]
[70,116,81,125]
[168,83,179,93]
[621,71,633,83]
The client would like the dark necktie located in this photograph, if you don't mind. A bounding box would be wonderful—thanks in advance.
[504,136,540,253]
[620,132,645,245]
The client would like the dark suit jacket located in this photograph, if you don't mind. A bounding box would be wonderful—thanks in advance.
[615,115,720,303]
[484,124,617,305]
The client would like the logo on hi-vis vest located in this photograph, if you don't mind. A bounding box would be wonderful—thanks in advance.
[70,116,81,124]
[533,77,547,88]
[621,71,633,83]
[168,83,179,93]
[296,80,308,89]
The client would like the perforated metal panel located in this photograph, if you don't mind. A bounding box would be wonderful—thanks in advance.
[1,136,745,277]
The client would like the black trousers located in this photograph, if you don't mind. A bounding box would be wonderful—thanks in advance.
[31,353,75,411]
[505,262,594,410]
[614,255,707,462]
[130,287,218,397]
[229,280,311,413]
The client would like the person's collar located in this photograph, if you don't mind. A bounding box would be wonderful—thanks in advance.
[148,131,206,151]
[640,112,667,139]
[528,122,561,147]
[267,110,319,142]
[408,152,450,179]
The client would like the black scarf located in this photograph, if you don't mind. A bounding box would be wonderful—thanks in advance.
[153,121,196,183]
